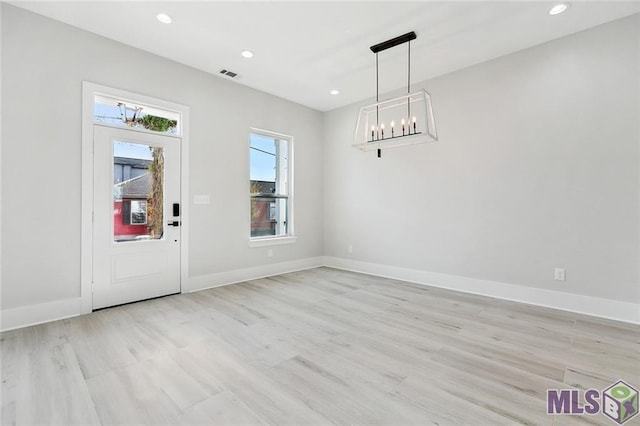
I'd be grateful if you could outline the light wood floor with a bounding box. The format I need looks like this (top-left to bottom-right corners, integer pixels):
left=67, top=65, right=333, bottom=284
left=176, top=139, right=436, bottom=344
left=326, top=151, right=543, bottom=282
left=1, top=267, right=638, bottom=425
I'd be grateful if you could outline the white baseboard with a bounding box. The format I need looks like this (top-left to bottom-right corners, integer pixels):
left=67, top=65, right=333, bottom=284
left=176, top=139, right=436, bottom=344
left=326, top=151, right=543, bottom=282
left=1, top=297, right=83, bottom=332
left=3, top=256, right=636, bottom=331
left=1, top=257, right=324, bottom=332
left=187, top=256, right=325, bottom=293
left=323, top=256, right=640, bottom=325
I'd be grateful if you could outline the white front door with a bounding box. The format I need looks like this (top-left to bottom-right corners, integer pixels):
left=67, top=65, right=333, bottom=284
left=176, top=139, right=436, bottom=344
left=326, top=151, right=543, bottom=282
left=92, top=125, right=181, bottom=309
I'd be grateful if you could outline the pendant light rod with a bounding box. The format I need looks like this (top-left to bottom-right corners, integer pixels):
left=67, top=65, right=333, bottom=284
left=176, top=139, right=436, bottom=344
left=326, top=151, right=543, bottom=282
left=370, top=31, right=417, bottom=159
left=376, top=53, right=379, bottom=103
left=407, top=40, right=411, bottom=94
left=407, top=40, right=411, bottom=121
left=370, top=31, right=416, bottom=53
left=376, top=52, right=380, bottom=158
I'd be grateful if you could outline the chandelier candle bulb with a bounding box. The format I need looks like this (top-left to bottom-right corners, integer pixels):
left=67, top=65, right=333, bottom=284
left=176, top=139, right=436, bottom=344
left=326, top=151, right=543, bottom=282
left=371, top=126, right=375, bottom=141
left=412, top=116, right=417, bottom=133
left=401, top=118, right=406, bottom=136
left=381, top=123, right=385, bottom=139
left=391, top=121, right=395, bottom=137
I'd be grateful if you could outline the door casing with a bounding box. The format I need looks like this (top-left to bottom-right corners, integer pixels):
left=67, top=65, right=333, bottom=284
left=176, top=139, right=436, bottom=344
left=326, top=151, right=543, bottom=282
left=81, top=82, right=190, bottom=313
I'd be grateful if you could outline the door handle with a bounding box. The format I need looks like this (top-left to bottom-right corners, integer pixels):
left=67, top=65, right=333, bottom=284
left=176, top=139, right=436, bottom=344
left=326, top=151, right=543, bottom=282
left=167, top=221, right=181, bottom=227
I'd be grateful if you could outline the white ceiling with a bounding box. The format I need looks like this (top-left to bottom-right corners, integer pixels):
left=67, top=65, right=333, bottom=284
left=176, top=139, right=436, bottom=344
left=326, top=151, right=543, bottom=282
left=11, top=1, right=640, bottom=111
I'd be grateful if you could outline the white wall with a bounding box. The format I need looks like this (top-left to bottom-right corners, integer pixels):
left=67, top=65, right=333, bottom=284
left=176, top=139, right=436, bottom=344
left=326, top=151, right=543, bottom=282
left=0, top=5, right=323, bottom=314
left=324, top=15, right=639, bottom=306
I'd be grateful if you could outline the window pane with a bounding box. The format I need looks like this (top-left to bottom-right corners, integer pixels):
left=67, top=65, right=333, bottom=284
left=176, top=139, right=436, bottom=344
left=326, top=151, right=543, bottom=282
left=249, top=134, right=277, bottom=182
left=250, top=196, right=287, bottom=237
left=94, top=95, right=180, bottom=135
left=113, top=141, right=164, bottom=242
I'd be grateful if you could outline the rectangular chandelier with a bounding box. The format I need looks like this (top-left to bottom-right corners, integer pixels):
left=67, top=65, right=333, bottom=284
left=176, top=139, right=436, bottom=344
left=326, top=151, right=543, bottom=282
left=352, top=31, right=438, bottom=157
left=353, top=89, right=437, bottom=151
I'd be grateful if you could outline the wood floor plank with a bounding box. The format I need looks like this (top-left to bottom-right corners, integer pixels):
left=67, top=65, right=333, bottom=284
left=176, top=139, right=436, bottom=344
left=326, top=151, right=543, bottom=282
left=85, top=361, right=183, bottom=425
left=399, top=364, right=553, bottom=425
left=2, top=267, right=638, bottom=425
left=394, top=373, right=534, bottom=425
left=177, top=391, right=267, bottom=426
left=176, top=339, right=332, bottom=425
left=10, top=343, right=100, bottom=425
left=268, top=354, right=433, bottom=425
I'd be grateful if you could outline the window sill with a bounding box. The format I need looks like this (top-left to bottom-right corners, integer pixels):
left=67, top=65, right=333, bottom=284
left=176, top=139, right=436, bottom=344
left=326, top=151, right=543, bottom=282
left=248, top=236, right=297, bottom=248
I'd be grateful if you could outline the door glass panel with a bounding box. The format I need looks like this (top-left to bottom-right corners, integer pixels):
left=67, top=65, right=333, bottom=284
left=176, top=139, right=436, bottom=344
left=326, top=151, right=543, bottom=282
left=113, top=141, right=164, bottom=242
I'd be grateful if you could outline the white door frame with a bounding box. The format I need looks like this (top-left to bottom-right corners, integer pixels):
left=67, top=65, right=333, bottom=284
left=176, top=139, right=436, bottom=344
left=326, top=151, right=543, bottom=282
left=81, top=81, right=190, bottom=314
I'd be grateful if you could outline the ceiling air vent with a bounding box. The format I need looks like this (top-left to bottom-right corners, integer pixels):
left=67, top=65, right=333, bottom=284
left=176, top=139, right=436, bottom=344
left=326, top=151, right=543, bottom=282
left=219, top=69, right=238, bottom=78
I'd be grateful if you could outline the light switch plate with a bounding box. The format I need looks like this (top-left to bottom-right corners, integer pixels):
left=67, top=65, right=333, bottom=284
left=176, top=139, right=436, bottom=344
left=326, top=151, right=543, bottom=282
left=194, top=195, right=210, bottom=205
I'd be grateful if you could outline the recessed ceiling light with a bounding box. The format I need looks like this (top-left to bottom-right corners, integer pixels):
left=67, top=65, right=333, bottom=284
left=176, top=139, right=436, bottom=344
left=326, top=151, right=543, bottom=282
left=549, top=3, right=569, bottom=15
left=156, top=13, right=172, bottom=24
left=330, top=89, right=340, bottom=95
left=241, top=50, right=254, bottom=59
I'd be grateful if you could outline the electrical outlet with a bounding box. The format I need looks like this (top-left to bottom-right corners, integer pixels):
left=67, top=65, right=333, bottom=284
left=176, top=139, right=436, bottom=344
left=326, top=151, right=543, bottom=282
left=554, top=268, right=566, bottom=281
left=268, top=249, right=273, bottom=257
left=347, top=245, right=353, bottom=254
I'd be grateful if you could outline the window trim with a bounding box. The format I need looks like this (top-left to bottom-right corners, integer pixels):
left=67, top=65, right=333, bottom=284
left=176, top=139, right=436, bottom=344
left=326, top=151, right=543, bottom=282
left=248, top=235, right=298, bottom=248
left=248, top=128, right=295, bottom=246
